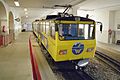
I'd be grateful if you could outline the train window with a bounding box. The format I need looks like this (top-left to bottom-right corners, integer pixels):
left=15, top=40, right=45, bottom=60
left=58, top=23, right=95, bottom=40
left=90, top=26, right=93, bottom=38
left=40, top=22, right=43, bottom=32
left=46, top=22, right=49, bottom=35
left=37, top=23, right=40, bottom=33
left=78, top=24, right=95, bottom=39
left=78, top=24, right=84, bottom=38
left=84, top=24, right=89, bottom=39
left=50, top=23, right=55, bottom=39
left=59, top=24, right=62, bottom=36
left=34, top=22, right=39, bottom=32
left=43, top=22, right=46, bottom=33
left=40, top=22, right=42, bottom=32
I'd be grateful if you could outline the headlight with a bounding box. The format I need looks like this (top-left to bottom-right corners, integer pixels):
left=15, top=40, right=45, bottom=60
left=86, top=47, right=94, bottom=52
left=77, top=59, right=89, bottom=67
left=59, top=50, right=67, bottom=55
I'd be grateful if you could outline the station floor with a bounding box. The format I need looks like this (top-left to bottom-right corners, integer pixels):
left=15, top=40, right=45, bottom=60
left=97, top=42, right=120, bottom=52
left=0, top=32, right=32, bottom=80
left=0, top=32, right=56, bottom=80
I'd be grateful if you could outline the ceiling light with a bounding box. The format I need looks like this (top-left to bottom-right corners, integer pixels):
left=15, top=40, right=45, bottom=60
left=14, top=0, right=20, bottom=6
left=26, top=16, right=28, bottom=18
left=25, top=12, right=28, bottom=14
left=24, top=8, right=27, bottom=11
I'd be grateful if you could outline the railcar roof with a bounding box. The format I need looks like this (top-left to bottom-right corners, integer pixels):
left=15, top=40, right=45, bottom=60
left=46, top=15, right=95, bottom=22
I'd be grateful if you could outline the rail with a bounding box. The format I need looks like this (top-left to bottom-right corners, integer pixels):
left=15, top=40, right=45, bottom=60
left=53, top=62, right=94, bottom=80
left=95, top=51, right=120, bottom=73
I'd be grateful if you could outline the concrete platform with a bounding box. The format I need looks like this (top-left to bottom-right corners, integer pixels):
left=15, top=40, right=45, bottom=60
left=0, top=32, right=57, bottom=80
left=30, top=34, right=57, bottom=80
left=97, top=41, right=120, bottom=62
left=0, top=32, right=32, bottom=80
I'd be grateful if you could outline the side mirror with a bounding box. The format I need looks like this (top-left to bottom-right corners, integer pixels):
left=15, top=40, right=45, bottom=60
left=96, top=22, right=103, bottom=33
left=100, top=24, right=103, bottom=33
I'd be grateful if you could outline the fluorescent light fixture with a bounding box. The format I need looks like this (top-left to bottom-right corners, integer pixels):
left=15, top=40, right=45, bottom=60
left=14, top=0, right=20, bottom=6
left=24, top=8, right=27, bottom=11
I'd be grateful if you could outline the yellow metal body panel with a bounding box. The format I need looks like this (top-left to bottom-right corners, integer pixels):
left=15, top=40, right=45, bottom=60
left=40, top=33, right=57, bottom=60
left=40, top=32, right=96, bottom=62
left=56, top=33, right=96, bottom=61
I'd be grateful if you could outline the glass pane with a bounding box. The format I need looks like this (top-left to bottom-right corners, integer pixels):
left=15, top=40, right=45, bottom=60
left=46, top=22, right=49, bottom=35
left=50, top=23, right=55, bottom=39
left=69, top=24, right=78, bottom=37
left=43, top=22, right=45, bottom=33
left=78, top=24, right=84, bottom=38
left=84, top=24, right=89, bottom=39
left=59, top=24, right=62, bottom=36
left=58, top=23, right=95, bottom=40
left=90, top=27, right=93, bottom=38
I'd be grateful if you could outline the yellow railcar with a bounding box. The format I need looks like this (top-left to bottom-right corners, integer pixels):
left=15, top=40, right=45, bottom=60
left=32, top=14, right=99, bottom=67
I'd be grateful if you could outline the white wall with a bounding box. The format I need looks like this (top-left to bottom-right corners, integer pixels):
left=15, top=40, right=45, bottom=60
left=77, top=10, right=95, bottom=19
left=114, top=11, right=120, bottom=30
left=10, top=7, right=22, bottom=36
left=109, top=11, right=115, bottom=30
left=1, top=20, right=7, bottom=28
left=94, top=10, right=109, bottom=43
left=0, top=0, right=9, bottom=34
left=77, top=9, right=109, bottom=43
left=0, top=0, right=22, bottom=39
left=114, top=11, right=120, bottom=42
left=21, top=18, right=35, bottom=31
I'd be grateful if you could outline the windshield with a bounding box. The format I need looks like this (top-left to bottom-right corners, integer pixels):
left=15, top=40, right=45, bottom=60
left=58, top=23, right=95, bottom=40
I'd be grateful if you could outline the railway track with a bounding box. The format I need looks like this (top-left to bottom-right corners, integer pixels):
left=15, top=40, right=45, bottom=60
left=95, top=51, right=120, bottom=73
left=52, top=61, right=94, bottom=80
left=40, top=45, right=94, bottom=80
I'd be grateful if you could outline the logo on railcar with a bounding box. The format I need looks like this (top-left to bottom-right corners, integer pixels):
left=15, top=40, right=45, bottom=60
left=72, top=42, right=84, bottom=55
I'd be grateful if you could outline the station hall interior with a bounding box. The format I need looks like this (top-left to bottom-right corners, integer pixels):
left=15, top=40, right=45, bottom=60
left=0, top=0, right=120, bottom=80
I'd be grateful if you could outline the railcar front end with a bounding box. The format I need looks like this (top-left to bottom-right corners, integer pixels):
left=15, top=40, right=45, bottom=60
left=53, top=21, right=96, bottom=62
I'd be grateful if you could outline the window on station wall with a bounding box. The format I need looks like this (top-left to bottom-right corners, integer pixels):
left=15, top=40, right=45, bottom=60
left=50, top=23, right=55, bottom=39
left=46, top=22, right=49, bottom=35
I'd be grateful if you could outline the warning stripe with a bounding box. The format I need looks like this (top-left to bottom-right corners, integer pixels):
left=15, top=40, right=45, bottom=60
left=29, top=36, right=41, bottom=80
